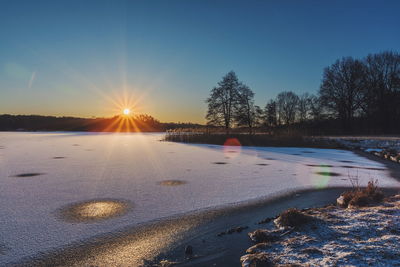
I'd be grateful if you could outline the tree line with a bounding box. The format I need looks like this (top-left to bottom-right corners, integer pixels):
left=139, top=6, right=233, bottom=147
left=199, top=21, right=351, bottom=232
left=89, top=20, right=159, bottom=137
left=0, top=114, right=203, bottom=132
left=206, top=51, right=400, bottom=134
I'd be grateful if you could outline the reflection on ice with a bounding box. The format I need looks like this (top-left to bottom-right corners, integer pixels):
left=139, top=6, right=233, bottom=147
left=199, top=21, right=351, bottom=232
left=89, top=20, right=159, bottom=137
left=158, top=180, right=187, bottom=186
left=58, top=199, right=131, bottom=223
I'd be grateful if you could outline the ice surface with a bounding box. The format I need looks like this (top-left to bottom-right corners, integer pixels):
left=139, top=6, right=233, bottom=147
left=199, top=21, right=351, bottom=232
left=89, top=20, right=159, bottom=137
left=0, top=132, right=398, bottom=264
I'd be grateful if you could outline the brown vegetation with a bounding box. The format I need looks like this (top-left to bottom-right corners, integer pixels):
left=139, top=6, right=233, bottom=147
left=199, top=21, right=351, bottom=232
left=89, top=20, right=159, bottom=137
left=338, top=180, right=384, bottom=208
left=164, top=130, right=343, bottom=148
left=248, top=229, right=281, bottom=243
left=274, top=208, right=313, bottom=228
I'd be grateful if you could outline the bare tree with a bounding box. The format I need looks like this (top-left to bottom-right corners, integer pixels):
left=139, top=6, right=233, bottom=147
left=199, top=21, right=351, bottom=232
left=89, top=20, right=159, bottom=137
left=276, top=91, right=299, bottom=125
left=309, top=94, right=324, bottom=121
left=235, top=84, right=261, bottom=133
left=297, top=93, right=312, bottom=122
left=203, top=51, right=400, bottom=135
left=319, top=57, right=365, bottom=128
left=363, top=51, right=400, bottom=130
left=206, top=71, right=240, bottom=133
left=264, top=100, right=277, bottom=127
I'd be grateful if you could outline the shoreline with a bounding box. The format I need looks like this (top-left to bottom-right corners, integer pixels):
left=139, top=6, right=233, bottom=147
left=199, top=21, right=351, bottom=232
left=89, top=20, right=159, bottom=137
left=15, top=187, right=399, bottom=267
left=12, top=188, right=346, bottom=266
left=155, top=188, right=399, bottom=267
left=354, top=150, right=400, bottom=182
left=240, top=193, right=400, bottom=266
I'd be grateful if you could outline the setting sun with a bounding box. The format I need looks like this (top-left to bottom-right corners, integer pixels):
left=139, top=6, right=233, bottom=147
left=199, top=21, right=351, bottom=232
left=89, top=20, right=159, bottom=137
left=123, top=108, right=131, bottom=115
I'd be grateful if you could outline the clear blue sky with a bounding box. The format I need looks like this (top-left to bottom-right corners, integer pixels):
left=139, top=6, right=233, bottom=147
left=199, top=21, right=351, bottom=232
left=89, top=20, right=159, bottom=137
left=1, top=0, right=399, bottom=123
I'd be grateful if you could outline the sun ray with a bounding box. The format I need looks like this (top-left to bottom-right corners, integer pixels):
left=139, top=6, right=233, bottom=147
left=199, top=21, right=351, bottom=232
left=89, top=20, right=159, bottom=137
left=100, top=116, right=122, bottom=132
left=129, top=116, right=141, bottom=132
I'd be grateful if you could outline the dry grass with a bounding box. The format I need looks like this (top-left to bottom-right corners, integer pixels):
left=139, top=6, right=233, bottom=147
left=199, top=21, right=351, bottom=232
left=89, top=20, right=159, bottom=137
left=240, top=252, right=274, bottom=267
left=164, top=131, right=342, bottom=148
left=249, top=229, right=281, bottom=243
left=275, top=208, right=313, bottom=228
left=339, top=179, right=384, bottom=208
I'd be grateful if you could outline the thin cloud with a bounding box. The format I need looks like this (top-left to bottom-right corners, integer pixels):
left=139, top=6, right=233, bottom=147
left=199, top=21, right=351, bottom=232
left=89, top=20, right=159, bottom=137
left=28, top=71, right=36, bottom=89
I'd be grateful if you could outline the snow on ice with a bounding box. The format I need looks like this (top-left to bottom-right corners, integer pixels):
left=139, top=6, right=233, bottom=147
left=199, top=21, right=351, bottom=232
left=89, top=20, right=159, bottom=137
left=0, top=132, right=398, bottom=264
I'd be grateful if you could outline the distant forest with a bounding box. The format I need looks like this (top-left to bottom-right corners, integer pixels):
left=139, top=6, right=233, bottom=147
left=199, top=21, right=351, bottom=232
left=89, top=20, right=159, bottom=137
left=205, top=51, right=400, bottom=135
left=0, top=114, right=202, bottom=132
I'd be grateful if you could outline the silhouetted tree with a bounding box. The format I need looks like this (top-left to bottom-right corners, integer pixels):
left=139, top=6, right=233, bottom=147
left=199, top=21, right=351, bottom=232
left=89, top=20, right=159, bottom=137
left=297, top=93, right=312, bottom=122
left=264, top=100, right=277, bottom=127
left=206, top=71, right=241, bottom=133
left=319, top=57, right=365, bottom=129
left=363, top=51, right=400, bottom=131
left=276, top=91, right=299, bottom=125
left=309, top=94, right=325, bottom=121
left=235, top=84, right=262, bottom=133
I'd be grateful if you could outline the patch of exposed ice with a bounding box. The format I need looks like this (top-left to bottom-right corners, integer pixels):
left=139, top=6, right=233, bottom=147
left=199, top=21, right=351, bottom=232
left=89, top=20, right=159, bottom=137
left=365, top=148, right=383, bottom=153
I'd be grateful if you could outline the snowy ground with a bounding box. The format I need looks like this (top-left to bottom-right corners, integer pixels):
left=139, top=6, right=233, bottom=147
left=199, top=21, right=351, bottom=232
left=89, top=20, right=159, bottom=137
left=241, top=195, right=400, bottom=267
left=0, top=132, right=399, bottom=264
left=320, top=136, right=400, bottom=152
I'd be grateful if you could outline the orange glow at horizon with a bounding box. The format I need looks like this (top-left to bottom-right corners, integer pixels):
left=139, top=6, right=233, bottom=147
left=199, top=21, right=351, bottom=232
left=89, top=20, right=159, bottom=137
left=91, top=90, right=143, bottom=132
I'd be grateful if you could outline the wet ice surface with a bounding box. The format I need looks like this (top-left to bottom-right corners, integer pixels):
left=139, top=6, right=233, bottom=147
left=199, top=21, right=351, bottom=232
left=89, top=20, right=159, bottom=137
left=0, top=132, right=398, bottom=264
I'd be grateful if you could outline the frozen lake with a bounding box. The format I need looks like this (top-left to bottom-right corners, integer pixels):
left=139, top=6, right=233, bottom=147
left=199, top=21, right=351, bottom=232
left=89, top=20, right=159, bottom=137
left=0, top=132, right=398, bottom=264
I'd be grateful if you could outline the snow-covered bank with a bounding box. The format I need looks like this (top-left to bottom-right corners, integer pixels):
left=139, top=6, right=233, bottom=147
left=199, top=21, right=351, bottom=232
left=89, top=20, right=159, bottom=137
left=315, top=136, right=400, bottom=164
left=0, top=132, right=398, bottom=264
left=321, top=136, right=400, bottom=155
left=241, top=195, right=400, bottom=267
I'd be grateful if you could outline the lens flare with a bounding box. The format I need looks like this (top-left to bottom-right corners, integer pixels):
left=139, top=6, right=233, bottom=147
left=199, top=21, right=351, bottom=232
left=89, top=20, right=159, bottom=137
left=123, top=108, right=130, bottom=115
left=223, top=138, right=242, bottom=158
left=312, top=165, right=332, bottom=189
